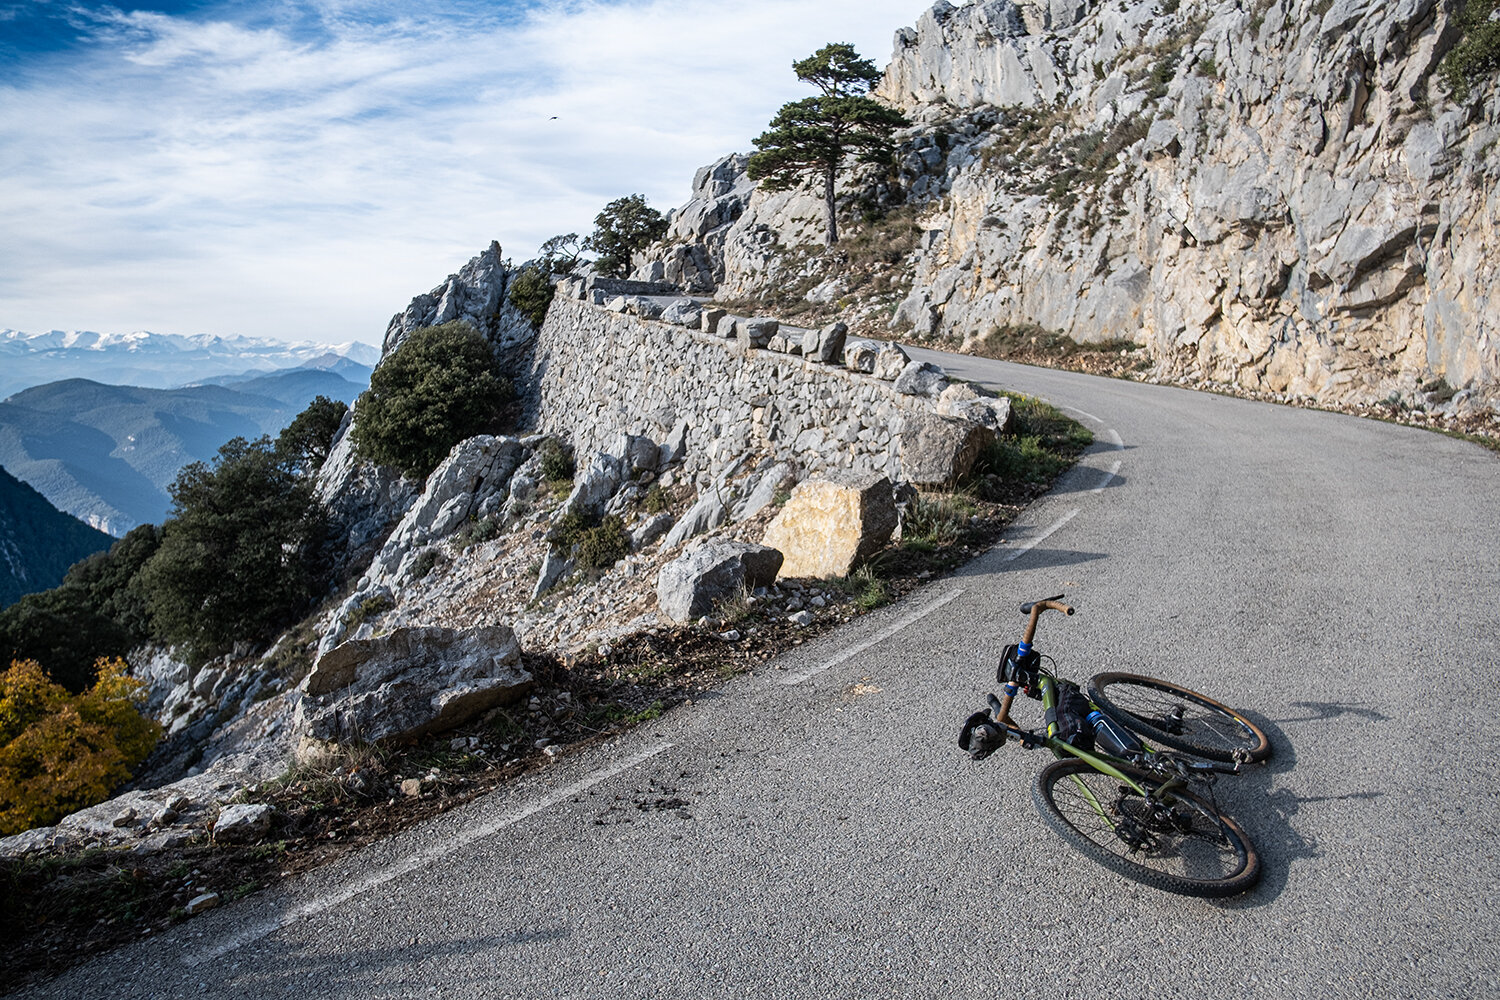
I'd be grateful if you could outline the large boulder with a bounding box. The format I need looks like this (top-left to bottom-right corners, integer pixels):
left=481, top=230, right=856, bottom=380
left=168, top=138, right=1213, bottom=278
left=761, top=473, right=898, bottom=578
left=874, top=342, right=911, bottom=380
left=844, top=339, right=880, bottom=373
left=801, top=322, right=848, bottom=364
left=900, top=413, right=993, bottom=488
left=294, top=625, right=532, bottom=752
left=893, top=361, right=950, bottom=398
left=656, top=542, right=784, bottom=622
left=937, top=384, right=1015, bottom=433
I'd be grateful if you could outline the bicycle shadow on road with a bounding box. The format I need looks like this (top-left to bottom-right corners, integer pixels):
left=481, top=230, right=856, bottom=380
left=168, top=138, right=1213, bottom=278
left=1208, top=710, right=1386, bottom=911
left=1205, top=712, right=1307, bottom=910
left=1276, top=700, right=1392, bottom=724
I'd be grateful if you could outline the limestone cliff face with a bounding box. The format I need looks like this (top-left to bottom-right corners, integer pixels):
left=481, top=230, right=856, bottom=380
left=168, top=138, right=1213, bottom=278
left=654, top=0, right=1498, bottom=409
left=876, top=0, right=1497, bottom=405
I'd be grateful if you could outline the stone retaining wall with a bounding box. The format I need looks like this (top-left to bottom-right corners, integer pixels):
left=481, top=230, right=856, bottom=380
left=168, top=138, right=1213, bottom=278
left=525, top=295, right=939, bottom=486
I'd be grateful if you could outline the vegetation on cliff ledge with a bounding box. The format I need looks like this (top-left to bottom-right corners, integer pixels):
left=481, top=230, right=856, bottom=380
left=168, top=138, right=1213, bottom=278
left=352, top=321, right=514, bottom=480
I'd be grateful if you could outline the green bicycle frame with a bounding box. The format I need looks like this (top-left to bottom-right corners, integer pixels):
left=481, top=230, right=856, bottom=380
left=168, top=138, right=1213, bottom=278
left=1036, top=674, right=1151, bottom=801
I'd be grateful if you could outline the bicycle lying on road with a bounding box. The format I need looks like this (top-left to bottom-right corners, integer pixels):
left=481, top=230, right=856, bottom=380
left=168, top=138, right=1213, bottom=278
left=958, top=595, right=1272, bottom=897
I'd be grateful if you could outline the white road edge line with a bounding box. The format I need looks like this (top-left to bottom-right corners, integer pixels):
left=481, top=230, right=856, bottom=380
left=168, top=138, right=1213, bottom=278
left=779, top=587, right=966, bottom=686
left=185, top=742, right=674, bottom=966
left=1092, top=459, right=1123, bottom=494
left=1003, top=508, right=1080, bottom=562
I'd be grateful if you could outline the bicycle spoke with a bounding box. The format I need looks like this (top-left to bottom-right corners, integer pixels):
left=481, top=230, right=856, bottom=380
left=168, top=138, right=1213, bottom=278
left=1043, top=767, right=1247, bottom=883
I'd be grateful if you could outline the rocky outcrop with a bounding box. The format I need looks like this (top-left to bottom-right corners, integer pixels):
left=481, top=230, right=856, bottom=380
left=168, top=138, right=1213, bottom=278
left=383, top=240, right=538, bottom=364
left=885, top=0, right=1500, bottom=408
left=761, top=474, right=900, bottom=579
left=656, top=542, right=784, bottom=622
left=363, top=435, right=526, bottom=591
left=295, top=625, right=532, bottom=753
left=316, top=407, right=421, bottom=580
left=638, top=0, right=1497, bottom=414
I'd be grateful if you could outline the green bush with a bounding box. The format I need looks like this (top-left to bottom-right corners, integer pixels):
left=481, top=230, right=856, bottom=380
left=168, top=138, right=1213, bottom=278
left=549, top=512, right=630, bottom=571
left=642, top=485, right=670, bottom=514
left=351, top=322, right=514, bottom=480
left=454, top=515, right=502, bottom=548
left=901, top=493, right=976, bottom=548
left=508, top=267, right=555, bottom=327
left=410, top=549, right=441, bottom=580
left=275, top=395, right=348, bottom=474
left=536, top=438, right=576, bottom=484
left=576, top=516, right=630, bottom=570
left=135, top=436, right=327, bottom=664
left=1441, top=0, right=1500, bottom=99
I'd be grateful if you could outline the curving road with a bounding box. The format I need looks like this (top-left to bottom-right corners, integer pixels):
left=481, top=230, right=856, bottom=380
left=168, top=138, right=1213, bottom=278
left=23, top=353, right=1500, bottom=999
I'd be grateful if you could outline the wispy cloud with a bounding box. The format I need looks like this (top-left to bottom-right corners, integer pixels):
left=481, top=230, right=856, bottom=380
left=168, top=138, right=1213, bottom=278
left=0, top=0, right=926, bottom=345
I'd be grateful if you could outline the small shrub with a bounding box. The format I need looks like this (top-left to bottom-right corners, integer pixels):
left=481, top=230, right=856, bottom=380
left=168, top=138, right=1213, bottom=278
left=536, top=438, right=575, bottom=484
left=455, top=515, right=502, bottom=548
left=1147, top=53, right=1180, bottom=99
left=846, top=567, right=890, bottom=611
left=343, top=594, right=391, bottom=631
left=626, top=701, right=664, bottom=724
left=410, top=548, right=441, bottom=580
left=901, top=493, right=976, bottom=548
left=642, top=485, right=670, bottom=514
left=1441, top=0, right=1500, bottom=100
left=576, top=516, right=630, bottom=571
left=550, top=512, right=630, bottom=571
left=1197, top=57, right=1218, bottom=79
left=508, top=266, right=555, bottom=327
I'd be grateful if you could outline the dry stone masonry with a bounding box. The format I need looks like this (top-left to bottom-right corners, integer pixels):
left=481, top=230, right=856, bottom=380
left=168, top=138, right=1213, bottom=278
left=526, top=291, right=982, bottom=490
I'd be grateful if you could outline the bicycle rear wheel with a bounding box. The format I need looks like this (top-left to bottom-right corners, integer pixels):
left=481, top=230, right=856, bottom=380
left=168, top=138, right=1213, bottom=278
left=1032, top=758, right=1260, bottom=897
left=1088, top=672, right=1271, bottom=763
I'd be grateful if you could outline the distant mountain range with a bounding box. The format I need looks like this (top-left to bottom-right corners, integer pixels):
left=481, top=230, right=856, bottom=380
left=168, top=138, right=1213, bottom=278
left=0, top=364, right=371, bottom=536
left=0, top=328, right=381, bottom=400
left=0, top=465, right=114, bottom=608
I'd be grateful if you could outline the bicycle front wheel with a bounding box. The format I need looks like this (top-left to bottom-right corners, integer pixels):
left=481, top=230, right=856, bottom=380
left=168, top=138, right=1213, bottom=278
left=1088, top=672, right=1271, bottom=763
left=1032, top=758, right=1261, bottom=897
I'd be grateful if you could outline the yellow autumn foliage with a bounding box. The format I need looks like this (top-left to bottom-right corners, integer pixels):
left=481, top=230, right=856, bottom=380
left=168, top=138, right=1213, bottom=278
left=0, top=658, right=160, bottom=836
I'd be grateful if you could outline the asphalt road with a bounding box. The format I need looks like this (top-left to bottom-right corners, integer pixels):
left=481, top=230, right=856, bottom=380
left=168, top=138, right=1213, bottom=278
left=23, top=354, right=1500, bottom=999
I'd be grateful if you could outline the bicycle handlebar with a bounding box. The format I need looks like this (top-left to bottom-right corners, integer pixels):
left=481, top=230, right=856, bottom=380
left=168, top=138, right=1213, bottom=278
left=1020, top=594, right=1074, bottom=645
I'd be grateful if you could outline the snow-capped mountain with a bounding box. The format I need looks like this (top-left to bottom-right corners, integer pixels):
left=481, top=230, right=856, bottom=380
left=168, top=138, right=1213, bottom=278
left=0, top=328, right=381, bottom=399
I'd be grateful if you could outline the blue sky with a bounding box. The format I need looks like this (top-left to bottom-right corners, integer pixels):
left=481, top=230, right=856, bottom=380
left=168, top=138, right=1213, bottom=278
left=0, top=0, right=928, bottom=347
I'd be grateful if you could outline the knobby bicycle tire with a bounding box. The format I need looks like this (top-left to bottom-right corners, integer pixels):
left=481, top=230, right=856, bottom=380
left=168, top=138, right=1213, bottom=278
left=1087, top=672, right=1272, bottom=763
left=1031, top=758, right=1261, bottom=897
